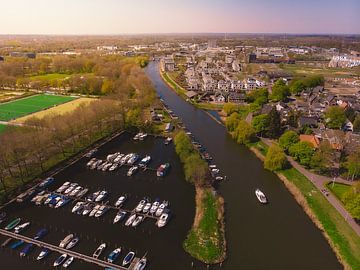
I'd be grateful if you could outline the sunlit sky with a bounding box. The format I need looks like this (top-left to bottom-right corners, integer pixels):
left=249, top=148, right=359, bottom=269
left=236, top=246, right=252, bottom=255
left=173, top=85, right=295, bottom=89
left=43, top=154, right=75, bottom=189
left=1, top=0, right=359, bottom=35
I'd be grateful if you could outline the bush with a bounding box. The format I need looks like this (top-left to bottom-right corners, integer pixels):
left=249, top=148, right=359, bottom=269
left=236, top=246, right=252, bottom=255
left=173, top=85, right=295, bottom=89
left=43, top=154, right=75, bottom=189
left=232, top=120, right=256, bottom=145
left=288, top=141, right=314, bottom=167
left=264, top=144, right=288, bottom=171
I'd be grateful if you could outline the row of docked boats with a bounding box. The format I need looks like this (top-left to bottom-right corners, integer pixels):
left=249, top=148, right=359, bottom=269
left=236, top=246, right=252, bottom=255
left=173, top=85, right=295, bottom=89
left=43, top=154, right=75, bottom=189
left=133, top=132, right=148, bottom=141
left=92, top=242, right=147, bottom=269
left=16, top=177, right=55, bottom=203
left=56, top=182, right=89, bottom=198
left=72, top=201, right=110, bottom=218
left=31, top=191, right=72, bottom=209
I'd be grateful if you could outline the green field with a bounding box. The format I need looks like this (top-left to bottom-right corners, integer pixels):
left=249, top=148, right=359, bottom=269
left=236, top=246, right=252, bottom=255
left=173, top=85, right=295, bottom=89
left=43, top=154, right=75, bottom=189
left=0, top=94, right=76, bottom=121
left=30, top=73, right=71, bottom=81
left=0, top=124, right=6, bottom=133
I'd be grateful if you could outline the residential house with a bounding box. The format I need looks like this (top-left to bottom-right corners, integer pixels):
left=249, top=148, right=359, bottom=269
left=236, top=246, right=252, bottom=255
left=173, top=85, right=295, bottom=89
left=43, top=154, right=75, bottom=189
left=245, top=78, right=257, bottom=90
left=231, top=80, right=245, bottom=91
left=299, top=134, right=320, bottom=148
left=298, top=116, right=318, bottom=128
left=228, top=92, right=246, bottom=103
left=218, top=80, right=231, bottom=92
left=160, top=56, right=176, bottom=72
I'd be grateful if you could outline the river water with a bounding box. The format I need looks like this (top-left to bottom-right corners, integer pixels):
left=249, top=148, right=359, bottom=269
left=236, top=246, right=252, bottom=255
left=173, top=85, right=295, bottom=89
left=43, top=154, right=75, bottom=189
left=146, top=62, right=342, bottom=270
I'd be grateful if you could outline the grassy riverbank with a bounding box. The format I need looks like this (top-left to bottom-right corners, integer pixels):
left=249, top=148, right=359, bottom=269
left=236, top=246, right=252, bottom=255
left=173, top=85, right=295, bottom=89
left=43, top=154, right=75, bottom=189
left=174, top=131, right=226, bottom=264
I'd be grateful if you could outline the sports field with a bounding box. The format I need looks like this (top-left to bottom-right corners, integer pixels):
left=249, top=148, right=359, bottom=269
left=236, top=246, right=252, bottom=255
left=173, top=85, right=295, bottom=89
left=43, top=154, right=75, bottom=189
left=0, top=94, right=77, bottom=121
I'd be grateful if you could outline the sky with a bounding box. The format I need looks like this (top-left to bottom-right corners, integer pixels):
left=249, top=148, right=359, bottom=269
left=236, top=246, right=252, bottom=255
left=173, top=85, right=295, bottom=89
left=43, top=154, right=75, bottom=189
left=1, top=0, right=359, bottom=35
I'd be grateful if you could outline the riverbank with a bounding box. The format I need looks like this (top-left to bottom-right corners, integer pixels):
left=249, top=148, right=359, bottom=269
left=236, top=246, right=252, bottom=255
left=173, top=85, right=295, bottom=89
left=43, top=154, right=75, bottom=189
left=173, top=130, right=226, bottom=264
left=249, top=141, right=360, bottom=270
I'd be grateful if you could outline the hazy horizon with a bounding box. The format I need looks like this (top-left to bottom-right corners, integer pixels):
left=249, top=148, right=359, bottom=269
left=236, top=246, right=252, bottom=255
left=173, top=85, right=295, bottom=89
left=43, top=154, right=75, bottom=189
left=1, top=0, right=359, bottom=35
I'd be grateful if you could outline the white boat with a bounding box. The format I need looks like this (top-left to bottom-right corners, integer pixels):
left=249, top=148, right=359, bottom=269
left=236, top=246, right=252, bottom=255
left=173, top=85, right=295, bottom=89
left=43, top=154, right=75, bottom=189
left=132, top=215, right=144, bottom=227
left=134, top=257, right=147, bottom=270
left=139, top=156, right=151, bottom=167
left=125, top=214, right=137, bottom=226
left=95, top=205, right=109, bottom=218
left=53, top=253, right=67, bottom=267
left=127, top=166, right=138, bottom=176
left=14, top=222, right=30, bottom=234
left=65, top=237, right=79, bottom=249
left=155, top=201, right=168, bottom=217
left=36, top=248, right=50, bottom=261
left=72, top=202, right=84, bottom=213
left=93, top=243, right=106, bottom=258
left=63, top=256, right=74, bottom=268
left=109, top=163, right=119, bottom=171
left=139, top=133, right=148, bottom=140
left=70, top=186, right=82, bottom=197
left=211, top=168, right=220, bottom=174
left=164, top=137, right=172, bottom=145
left=95, top=191, right=108, bottom=202
left=135, top=200, right=146, bottom=212
left=127, top=154, right=139, bottom=165
left=157, top=212, right=170, bottom=228
left=209, top=165, right=217, bottom=169
left=113, top=211, right=127, bottom=224
left=86, top=158, right=97, bottom=167
left=113, top=154, right=124, bottom=163
left=56, top=182, right=70, bottom=193
left=114, top=195, right=127, bottom=207
left=255, top=189, right=268, bottom=204
left=59, top=234, right=74, bottom=248
left=89, top=204, right=101, bottom=217
left=64, top=183, right=78, bottom=195
left=81, top=203, right=94, bottom=216
left=122, top=251, right=135, bottom=266
left=76, top=188, right=89, bottom=198
left=142, top=202, right=151, bottom=214
left=102, top=162, right=113, bottom=171
left=149, top=200, right=160, bottom=215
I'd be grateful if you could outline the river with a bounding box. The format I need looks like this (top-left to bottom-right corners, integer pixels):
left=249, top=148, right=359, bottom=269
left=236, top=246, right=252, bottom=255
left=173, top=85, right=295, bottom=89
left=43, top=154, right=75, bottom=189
left=146, top=61, right=342, bottom=270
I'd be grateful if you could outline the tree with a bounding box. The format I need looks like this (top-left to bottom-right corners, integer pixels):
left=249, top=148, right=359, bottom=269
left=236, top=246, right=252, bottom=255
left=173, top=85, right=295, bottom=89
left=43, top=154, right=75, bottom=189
left=279, top=130, right=299, bottom=151
left=288, top=141, right=314, bottom=167
left=232, top=120, right=256, bottom=145
left=324, top=106, right=346, bottom=129
left=267, top=108, right=282, bottom=138
left=223, top=103, right=239, bottom=116
left=303, top=75, right=325, bottom=88
left=225, top=112, right=241, bottom=132
left=345, top=107, right=356, bottom=123
left=342, top=182, right=360, bottom=219
left=345, top=149, right=360, bottom=180
left=264, top=144, right=288, bottom=171
left=270, top=80, right=290, bottom=101
left=184, top=154, right=208, bottom=186
left=353, top=115, right=360, bottom=133
left=252, top=114, right=269, bottom=136
left=310, top=141, right=334, bottom=173
left=290, top=80, right=306, bottom=95
left=247, top=88, right=268, bottom=104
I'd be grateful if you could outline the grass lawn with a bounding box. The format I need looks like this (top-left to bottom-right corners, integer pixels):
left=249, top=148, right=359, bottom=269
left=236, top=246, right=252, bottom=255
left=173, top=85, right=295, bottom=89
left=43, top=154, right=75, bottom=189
left=184, top=188, right=225, bottom=264
left=161, top=72, right=187, bottom=98
left=327, top=182, right=351, bottom=202
left=0, top=124, right=6, bottom=134
left=13, top=97, right=94, bottom=123
left=280, top=168, right=360, bottom=269
left=29, top=73, right=71, bottom=81
left=281, top=64, right=360, bottom=78
left=0, top=94, right=77, bottom=121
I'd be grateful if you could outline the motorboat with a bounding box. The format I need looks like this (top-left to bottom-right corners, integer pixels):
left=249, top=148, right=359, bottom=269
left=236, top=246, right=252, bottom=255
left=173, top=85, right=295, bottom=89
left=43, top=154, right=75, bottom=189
left=215, top=176, right=224, bottom=181
left=20, top=243, right=33, bottom=257
left=86, top=158, right=97, bottom=167
left=65, top=237, right=79, bottom=249
left=70, top=186, right=82, bottom=197
left=255, top=189, right=268, bottom=204
left=4, top=217, right=21, bottom=231
left=63, top=256, right=74, bottom=268
left=156, top=163, right=170, bottom=177
left=132, top=216, right=144, bottom=227
left=34, top=228, right=48, bottom=240
left=81, top=203, right=94, bottom=216
left=113, top=154, right=124, bottom=163
left=157, top=212, right=171, bottom=228
left=127, top=154, right=139, bottom=165
left=122, top=251, right=135, bottom=266
left=113, top=211, right=127, bottom=224
left=59, top=234, right=74, bottom=248
left=107, top=248, right=121, bottom=263
left=139, top=133, right=148, bottom=141
left=95, top=205, right=109, bottom=218
left=49, top=196, right=61, bottom=208
left=36, top=248, right=50, bottom=260
left=53, top=253, right=68, bottom=267
left=97, top=161, right=107, bottom=171
left=44, top=194, right=57, bottom=205
left=16, top=189, right=37, bottom=203
left=142, top=202, right=151, bottom=214
left=90, top=159, right=102, bottom=170
left=114, top=195, right=127, bottom=207
left=135, top=200, right=146, bottom=212
left=56, top=182, right=70, bottom=193
left=119, top=154, right=131, bottom=166
left=125, top=214, right=137, bottom=226
left=127, top=166, right=139, bottom=176
left=38, top=177, right=55, bottom=189
left=95, top=190, right=108, bottom=202
left=31, top=190, right=46, bottom=203
left=209, top=165, right=217, bottom=169
left=102, top=162, right=113, bottom=171
left=10, top=240, right=24, bottom=249
left=155, top=201, right=168, bottom=217
left=87, top=191, right=100, bottom=202
left=64, top=183, right=78, bottom=195
left=138, top=155, right=151, bottom=167
left=76, top=188, right=89, bottom=198
left=211, top=168, right=220, bottom=174
left=89, top=204, right=101, bottom=217
left=55, top=197, right=71, bottom=209
left=134, top=257, right=147, bottom=270
left=93, top=243, right=106, bottom=259
left=109, top=163, right=119, bottom=171
left=72, top=202, right=85, bottom=213
left=85, top=148, right=97, bottom=158
left=14, top=222, right=30, bottom=234
left=149, top=200, right=160, bottom=215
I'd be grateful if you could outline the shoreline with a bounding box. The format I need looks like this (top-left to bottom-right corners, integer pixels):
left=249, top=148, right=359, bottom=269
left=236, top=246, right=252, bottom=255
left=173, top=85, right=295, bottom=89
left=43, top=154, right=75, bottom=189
left=158, top=66, right=359, bottom=269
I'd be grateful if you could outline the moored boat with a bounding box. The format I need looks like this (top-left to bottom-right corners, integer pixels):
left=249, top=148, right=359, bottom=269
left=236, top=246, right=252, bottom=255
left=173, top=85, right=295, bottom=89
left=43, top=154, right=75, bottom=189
left=4, top=217, right=21, bottom=231
left=255, top=189, right=268, bottom=204
left=107, top=248, right=121, bottom=263
left=65, top=237, right=79, bottom=249
left=14, top=221, right=30, bottom=234
left=156, top=163, right=170, bottom=177
left=53, top=253, right=67, bottom=267
left=20, top=243, right=34, bottom=257
left=37, top=248, right=50, bottom=260
left=63, top=256, right=74, bottom=268
left=125, top=214, right=137, bottom=226
left=122, top=251, right=135, bottom=266
left=93, top=243, right=106, bottom=258
left=134, top=257, right=147, bottom=270
left=59, top=234, right=74, bottom=248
